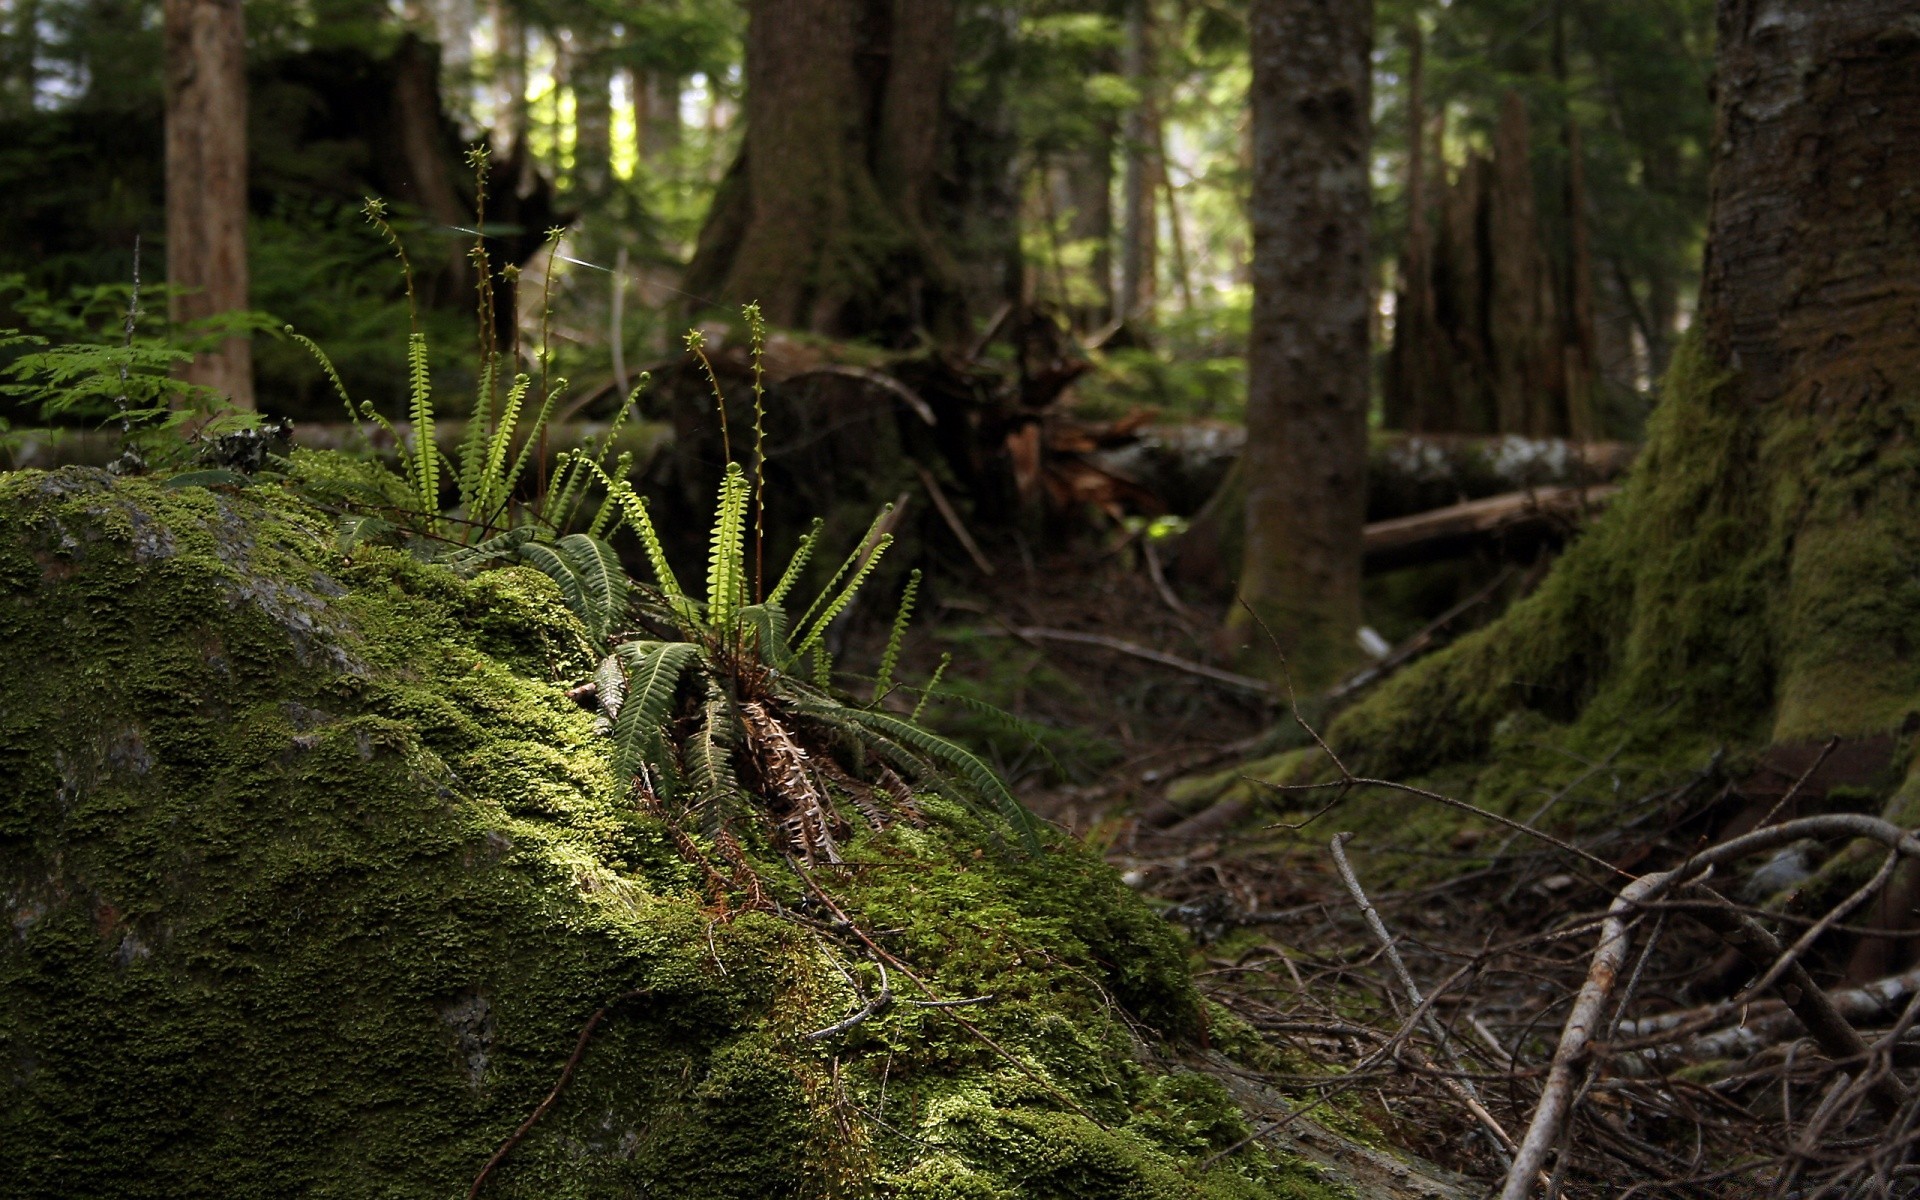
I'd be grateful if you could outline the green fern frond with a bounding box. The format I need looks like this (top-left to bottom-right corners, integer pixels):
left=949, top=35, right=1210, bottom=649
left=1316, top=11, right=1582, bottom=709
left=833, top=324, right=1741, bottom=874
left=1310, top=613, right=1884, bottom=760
left=598, top=474, right=687, bottom=609
left=911, top=652, right=952, bottom=724
left=555, top=533, right=629, bottom=645
left=737, top=603, right=789, bottom=662
left=685, top=682, right=738, bottom=808
left=904, top=687, right=1068, bottom=781
left=434, top=526, right=537, bottom=575
left=336, top=513, right=394, bottom=555
left=585, top=450, right=635, bottom=539
left=474, top=372, right=532, bottom=521
left=286, top=328, right=358, bottom=423
left=793, top=505, right=893, bottom=636
left=799, top=701, right=1040, bottom=850
left=872, top=569, right=921, bottom=702
left=405, top=331, right=438, bottom=528
left=791, top=533, right=892, bottom=664
left=501, top=379, right=564, bottom=509
left=706, top=463, right=750, bottom=629
left=812, top=644, right=833, bottom=691
left=454, top=376, right=493, bottom=518
left=768, top=518, right=824, bottom=606
left=611, top=640, right=697, bottom=778
left=514, top=541, right=589, bottom=636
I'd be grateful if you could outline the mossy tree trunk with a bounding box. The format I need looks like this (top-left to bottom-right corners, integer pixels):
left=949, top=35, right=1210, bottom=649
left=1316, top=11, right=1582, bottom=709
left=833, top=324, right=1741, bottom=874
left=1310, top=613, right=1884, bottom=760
left=1231, top=0, right=1373, bottom=692
left=682, top=0, right=969, bottom=344
left=1334, top=0, right=1920, bottom=776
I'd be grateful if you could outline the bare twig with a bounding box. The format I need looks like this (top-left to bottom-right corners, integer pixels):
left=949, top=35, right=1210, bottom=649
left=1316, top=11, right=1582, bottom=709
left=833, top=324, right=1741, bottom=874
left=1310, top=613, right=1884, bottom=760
left=913, top=462, right=996, bottom=577
left=1329, top=832, right=1516, bottom=1162
left=469, top=988, right=650, bottom=1198
left=999, top=625, right=1275, bottom=696
left=1499, top=814, right=1920, bottom=1200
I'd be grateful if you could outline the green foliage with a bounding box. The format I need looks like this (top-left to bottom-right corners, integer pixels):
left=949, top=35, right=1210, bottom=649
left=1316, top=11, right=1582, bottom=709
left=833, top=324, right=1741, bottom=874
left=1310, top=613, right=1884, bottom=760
left=0, top=272, right=279, bottom=452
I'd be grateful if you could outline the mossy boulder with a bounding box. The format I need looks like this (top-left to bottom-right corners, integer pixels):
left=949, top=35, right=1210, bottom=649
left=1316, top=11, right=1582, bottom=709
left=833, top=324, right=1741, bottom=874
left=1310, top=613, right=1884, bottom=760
left=0, top=468, right=1339, bottom=1198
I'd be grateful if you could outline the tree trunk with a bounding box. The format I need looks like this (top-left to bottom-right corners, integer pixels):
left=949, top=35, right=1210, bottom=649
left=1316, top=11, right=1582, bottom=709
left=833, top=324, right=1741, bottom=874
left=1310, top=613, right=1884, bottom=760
left=1231, top=0, right=1373, bottom=691
left=490, top=0, right=527, bottom=166
left=164, top=0, right=253, bottom=410
left=631, top=69, right=681, bottom=166
left=1063, top=125, right=1115, bottom=328
left=1334, top=0, right=1920, bottom=783
left=1118, top=0, right=1156, bottom=325
left=569, top=35, right=612, bottom=198
left=683, top=0, right=967, bottom=344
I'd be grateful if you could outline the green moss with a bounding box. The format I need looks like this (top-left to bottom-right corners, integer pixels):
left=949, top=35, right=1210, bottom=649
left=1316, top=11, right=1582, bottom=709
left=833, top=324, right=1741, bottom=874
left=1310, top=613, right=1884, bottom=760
left=0, top=466, right=1329, bottom=1198
left=1330, top=334, right=1920, bottom=783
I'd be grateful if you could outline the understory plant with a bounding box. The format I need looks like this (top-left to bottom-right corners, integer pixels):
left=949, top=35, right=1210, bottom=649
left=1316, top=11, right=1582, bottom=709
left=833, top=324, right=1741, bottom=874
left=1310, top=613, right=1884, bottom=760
left=288, top=174, right=1038, bottom=875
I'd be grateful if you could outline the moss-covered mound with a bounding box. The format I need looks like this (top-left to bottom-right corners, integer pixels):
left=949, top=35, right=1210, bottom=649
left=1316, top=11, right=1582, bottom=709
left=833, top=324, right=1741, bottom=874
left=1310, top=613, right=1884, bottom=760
left=0, top=468, right=1340, bottom=1199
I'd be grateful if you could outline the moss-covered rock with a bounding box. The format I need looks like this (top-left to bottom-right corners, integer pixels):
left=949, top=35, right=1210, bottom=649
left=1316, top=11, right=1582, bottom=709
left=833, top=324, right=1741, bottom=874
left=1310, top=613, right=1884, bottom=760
left=0, top=467, right=1339, bottom=1198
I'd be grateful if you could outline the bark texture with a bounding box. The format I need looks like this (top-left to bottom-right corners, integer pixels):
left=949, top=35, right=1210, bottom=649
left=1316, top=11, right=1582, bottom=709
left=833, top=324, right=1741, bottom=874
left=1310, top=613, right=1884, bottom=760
left=1335, top=0, right=1920, bottom=777
left=683, top=0, right=967, bottom=343
left=164, top=0, right=253, bottom=409
left=1233, top=0, right=1373, bottom=690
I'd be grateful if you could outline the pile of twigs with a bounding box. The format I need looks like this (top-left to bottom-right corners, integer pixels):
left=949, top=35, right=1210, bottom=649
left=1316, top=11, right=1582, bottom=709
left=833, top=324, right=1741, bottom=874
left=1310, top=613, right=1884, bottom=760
left=1129, top=730, right=1920, bottom=1198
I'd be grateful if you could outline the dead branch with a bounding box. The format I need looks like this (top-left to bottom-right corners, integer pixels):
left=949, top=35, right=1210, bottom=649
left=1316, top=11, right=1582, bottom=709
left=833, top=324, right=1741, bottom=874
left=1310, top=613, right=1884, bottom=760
left=1498, top=814, right=1920, bottom=1200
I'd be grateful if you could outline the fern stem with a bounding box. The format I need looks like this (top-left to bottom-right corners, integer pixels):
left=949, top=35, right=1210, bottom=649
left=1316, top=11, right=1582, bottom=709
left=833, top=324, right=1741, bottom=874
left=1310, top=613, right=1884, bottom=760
left=910, top=653, right=951, bottom=724
left=872, top=569, right=921, bottom=703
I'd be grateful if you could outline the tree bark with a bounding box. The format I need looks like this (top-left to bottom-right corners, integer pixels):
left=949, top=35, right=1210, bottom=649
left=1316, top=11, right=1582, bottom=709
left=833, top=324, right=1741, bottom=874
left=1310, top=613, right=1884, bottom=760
left=1232, top=0, right=1373, bottom=690
left=683, top=0, right=967, bottom=343
left=1118, top=0, right=1156, bottom=325
left=1333, top=0, right=1920, bottom=782
left=164, top=0, right=253, bottom=410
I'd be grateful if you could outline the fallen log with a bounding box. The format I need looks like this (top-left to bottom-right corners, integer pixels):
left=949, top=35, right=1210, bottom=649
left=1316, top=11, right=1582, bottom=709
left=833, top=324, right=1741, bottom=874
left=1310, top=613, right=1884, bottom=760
left=1362, top=484, right=1618, bottom=572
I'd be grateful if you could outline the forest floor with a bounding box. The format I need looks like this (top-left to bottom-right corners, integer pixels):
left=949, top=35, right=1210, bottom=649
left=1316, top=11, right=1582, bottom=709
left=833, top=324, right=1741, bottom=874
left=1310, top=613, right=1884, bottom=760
left=848, top=536, right=1905, bottom=1194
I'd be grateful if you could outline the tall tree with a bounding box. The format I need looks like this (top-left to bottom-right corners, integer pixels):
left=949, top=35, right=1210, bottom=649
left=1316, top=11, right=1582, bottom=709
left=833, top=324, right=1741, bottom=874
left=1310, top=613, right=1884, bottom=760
left=683, top=0, right=966, bottom=341
left=1336, top=0, right=1920, bottom=794
left=1232, top=0, right=1373, bottom=690
left=163, top=0, right=253, bottom=409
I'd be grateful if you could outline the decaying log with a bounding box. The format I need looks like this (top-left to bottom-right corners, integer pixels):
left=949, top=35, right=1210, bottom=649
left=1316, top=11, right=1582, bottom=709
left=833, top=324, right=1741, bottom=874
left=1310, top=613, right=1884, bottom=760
left=1362, top=485, right=1617, bottom=572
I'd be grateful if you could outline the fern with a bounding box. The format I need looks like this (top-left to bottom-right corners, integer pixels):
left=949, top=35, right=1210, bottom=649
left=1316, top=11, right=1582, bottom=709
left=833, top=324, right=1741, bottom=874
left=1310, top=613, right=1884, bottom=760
left=515, top=541, right=590, bottom=635
left=555, top=532, right=629, bottom=644
left=599, top=477, right=688, bottom=611
left=611, top=641, right=698, bottom=777
left=500, top=379, right=564, bottom=517
left=873, top=569, right=921, bottom=702
left=793, top=505, right=893, bottom=638
left=791, top=534, right=893, bottom=664
left=684, top=681, right=739, bottom=810
left=434, top=526, right=537, bottom=575
left=706, top=463, right=750, bottom=630
left=768, top=518, right=824, bottom=606
left=405, top=331, right=438, bottom=529
left=911, top=653, right=953, bottom=724
left=801, top=701, right=1040, bottom=850
left=738, top=603, right=789, bottom=662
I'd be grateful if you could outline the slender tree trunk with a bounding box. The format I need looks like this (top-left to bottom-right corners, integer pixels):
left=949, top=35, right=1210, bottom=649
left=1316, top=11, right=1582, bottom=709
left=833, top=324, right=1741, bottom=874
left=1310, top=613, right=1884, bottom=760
left=631, top=70, right=681, bottom=166
left=569, top=36, right=612, bottom=198
left=1118, top=0, right=1154, bottom=324
left=490, top=0, right=527, bottom=166
left=1063, top=124, right=1115, bottom=326
left=1232, top=0, right=1373, bottom=689
left=164, top=0, right=253, bottom=410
